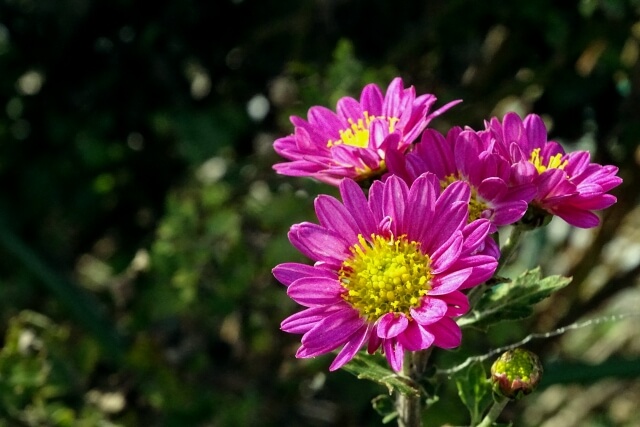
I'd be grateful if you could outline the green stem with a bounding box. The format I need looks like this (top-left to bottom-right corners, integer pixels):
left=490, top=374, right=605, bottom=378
left=476, top=397, right=509, bottom=427
left=396, top=349, right=431, bottom=427
left=497, top=225, right=526, bottom=271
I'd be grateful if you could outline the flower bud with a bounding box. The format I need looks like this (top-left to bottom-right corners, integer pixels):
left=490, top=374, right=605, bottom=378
left=490, top=348, right=543, bottom=400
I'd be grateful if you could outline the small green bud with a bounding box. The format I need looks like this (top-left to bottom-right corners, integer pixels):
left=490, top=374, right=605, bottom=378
left=490, top=348, right=543, bottom=400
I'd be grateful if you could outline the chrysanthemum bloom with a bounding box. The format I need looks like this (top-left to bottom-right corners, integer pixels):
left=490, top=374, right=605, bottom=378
left=273, top=173, right=499, bottom=372
left=272, top=77, right=461, bottom=186
left=485, top=112, right=623, bottom=228
left=386, top=127, right=537, bottom=233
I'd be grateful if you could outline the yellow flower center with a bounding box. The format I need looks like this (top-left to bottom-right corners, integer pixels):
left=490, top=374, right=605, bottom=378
left=327, top=112, right=399, bottom=148
left=339, top=234, right=432, bottom=319
left=441, top=175, right=488, bottom=222
left=529, top=148, right=568, bottom=174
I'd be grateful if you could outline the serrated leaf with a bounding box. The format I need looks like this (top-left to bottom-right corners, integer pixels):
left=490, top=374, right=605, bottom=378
left=458, top=267, right=571, bottom=329
left=342, top=354, right=420, bottom=397
left=455, top=362, right=493, bottom=424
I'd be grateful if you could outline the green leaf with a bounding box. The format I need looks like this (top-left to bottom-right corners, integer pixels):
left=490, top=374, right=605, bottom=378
left=458, top=267, right=572, bottom=329
left=371, top=394, right=398, bottom=424
left=342, top=354, right=420, bottom=397
left=455, top=362, right=493, bottom=424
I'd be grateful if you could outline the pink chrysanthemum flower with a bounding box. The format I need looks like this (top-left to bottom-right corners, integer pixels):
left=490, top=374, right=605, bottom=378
left=273, top=173, right=498, bottom=372
left=386, top=127, right=537, bottom=233
left=272, top=77, right=461, bottom=186
left=485, top=112, right=623, bottom=228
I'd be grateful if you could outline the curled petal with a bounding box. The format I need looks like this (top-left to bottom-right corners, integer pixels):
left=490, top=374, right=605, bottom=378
left=377, top=313, right=409, bottom=338
left=398, top=321, right=435, bottom=351
left=383, top=339, right=405, bottom=372
left=289, top=223, right=351, bottom=266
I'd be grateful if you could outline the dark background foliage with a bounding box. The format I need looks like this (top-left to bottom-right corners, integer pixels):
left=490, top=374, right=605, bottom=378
left=0, top=0, right=639, bottom=426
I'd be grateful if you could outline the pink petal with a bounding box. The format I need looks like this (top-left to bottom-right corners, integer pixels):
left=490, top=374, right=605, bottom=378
left=368, top=180, right=386, bottom=223
left=367, top=331, right=383, bottom=354
left=377, top=313, right=409, bottom=338
left=416, top=129, right=455, bottom=178
left=430, top=317, right=462, bottom=349
left=477, top=177, right=508, bottom=200
left=331, top=144, right=370, bottom=170
left=385, top=148, right=412, bottom=183
left=369, top=119, right=392, bottom=149
left=426, top=99, right=463, bottom=121
left=428, top=268, right=473, bottom=295
left=307, top=105, right=344, bottom=133
left=451, top=254, right=498, bottom=289
left=383, top=339, right=405, bottom=372
left=422, top=200, right=468, bottom=253
left=336, top=96, right=364, bottom=122
left=272, top=262, right=336, bottom=287
left=281, top=305, right=343, bottom=333
left=329, top=324, right=372, bottom=371
left=410, top=297, right=447, bottom=325
left=287, top=277, right=344, bottom=307
left=438, top=291, right=470, bottom=317
left=339, top=178, right=377, bottom=237
left=299, top=309, right=365, bottom=356
left=491, top=200, right=529, bottom=226
left=382, top=175, right=409, bottom=235
left=523, top=114, right=548, bottom=149
left=460, top=220, right=492, bottom=255
left=315, top=195, right=359, bottom=243
left=398, top=321, right=435, bottom=351
left=570, top=193, right=617, bottom=210
left=360, top=83, right=384, bottom=115
left=289, top=223, right=350, bottom=266
left=502, top=112, right=525, bottom=147
left=552, top=206, right=601, bottom=228
left=430, top=232, right=463, bottom=274
left=382, top=77, right=405, bottom=117
left=405, top=172, right=438, bottom=242
left=564, top=151, right=591, bottom=176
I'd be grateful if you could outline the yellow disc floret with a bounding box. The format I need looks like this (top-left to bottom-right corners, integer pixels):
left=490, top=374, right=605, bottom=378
left=339, top=234, right=432, bottom=319
left=327, top=112, right=399, bottom=148
left=529, top=148, right=568, bottom=174
left=441, top=174, right=487, bottom=222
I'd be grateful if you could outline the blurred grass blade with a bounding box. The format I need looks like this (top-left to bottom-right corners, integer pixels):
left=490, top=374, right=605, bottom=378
left=0, top=223, right=125, bottom=362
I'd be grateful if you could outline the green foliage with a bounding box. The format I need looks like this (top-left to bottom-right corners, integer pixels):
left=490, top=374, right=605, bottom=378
left=458, top=268, right=572, bottom=329
left=0, top=0, right=638, bottom=426
left=0, top=311, right=113, bottom=426
left=343, top=354, right=420, bottom=397
left=455, top=362, right=494, bottom=425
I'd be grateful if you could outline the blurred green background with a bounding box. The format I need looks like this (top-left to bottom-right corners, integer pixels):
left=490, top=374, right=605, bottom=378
left=0, top=0, right=639, bottom=426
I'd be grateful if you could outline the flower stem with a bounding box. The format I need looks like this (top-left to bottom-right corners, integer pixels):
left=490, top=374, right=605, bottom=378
left=497, top=225, right=526, bottom=271
left=476, top=397, right=509, bottom=427
left=396, top=349, right=431, bottom=427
